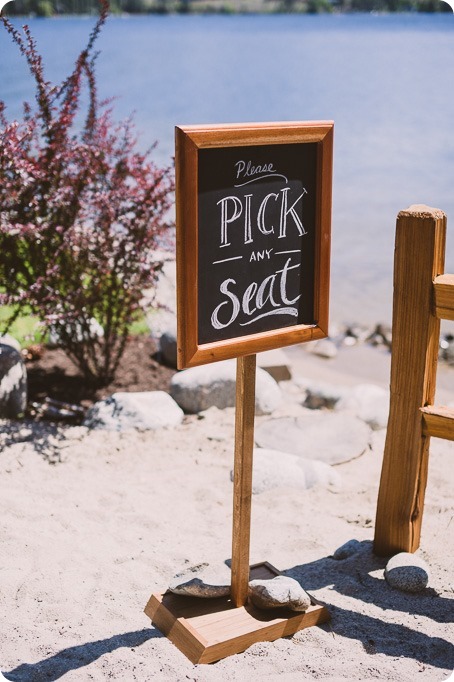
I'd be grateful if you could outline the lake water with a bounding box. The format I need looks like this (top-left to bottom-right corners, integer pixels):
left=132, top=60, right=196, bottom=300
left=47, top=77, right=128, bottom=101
left=1, top=13, right=453, bottom=325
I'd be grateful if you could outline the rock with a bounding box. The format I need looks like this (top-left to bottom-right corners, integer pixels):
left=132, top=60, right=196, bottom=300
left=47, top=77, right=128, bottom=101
left=168, top=563, right=230, bottom=598
left=384, top=552, right=429, bottom=593
left=336, top=384, right=389, bottom=430
left=231, top=448, right=341, bottom=494
left=366, top=323, right=392, bottom=349
left=311, top=338, right=338, bottom=359
left=332, top=539, right=362, bottom=560
left=0, top=343, right=27, bottom=418
left=170, top=360, right=282, bottom=415
left=159, top=327, right=177, bottom=368
left=257, top=349, right=291, bottom=382
left=84, top=391, right=184, bottom=431
left=0, top=334, right=21, bottom=352
left=255, top=412, right=370, bottom=465
left=248, top=576, right=311, bottom=612
left=302, top=380, right=347, bottom=410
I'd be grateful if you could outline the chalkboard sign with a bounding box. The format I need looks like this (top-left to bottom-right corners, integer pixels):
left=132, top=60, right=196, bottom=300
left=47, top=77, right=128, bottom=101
left=176, top=122, right=333, bottom=369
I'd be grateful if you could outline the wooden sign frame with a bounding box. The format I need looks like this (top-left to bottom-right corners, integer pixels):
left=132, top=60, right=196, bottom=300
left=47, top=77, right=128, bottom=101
left=175, top=121, right=334, bottom=369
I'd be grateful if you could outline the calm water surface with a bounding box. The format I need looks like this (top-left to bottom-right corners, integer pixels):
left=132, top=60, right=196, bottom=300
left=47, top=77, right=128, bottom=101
left=1, top=13, right=453, bottom=324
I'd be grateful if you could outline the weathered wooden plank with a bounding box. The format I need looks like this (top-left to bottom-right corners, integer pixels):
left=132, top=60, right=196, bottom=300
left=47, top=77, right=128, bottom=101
left=434, top=273, right=454, bottom=321
left=374, top=205, right=446, bottom=557
left=421, top=405, right=454, bottom=441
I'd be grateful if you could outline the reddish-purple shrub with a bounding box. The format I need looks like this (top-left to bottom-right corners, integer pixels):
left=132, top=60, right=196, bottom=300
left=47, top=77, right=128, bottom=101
left=0, top=2, right=174, bottom=384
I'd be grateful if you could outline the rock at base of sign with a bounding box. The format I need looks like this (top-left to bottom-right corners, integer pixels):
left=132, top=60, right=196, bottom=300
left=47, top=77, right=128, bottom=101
left=169, top=360, right=282, bottom=415
left=332, top=539, right=362, bottom=560
left=336, top=384, right=389, bottom=430
left=255, top=412, right=370, bottom=465
left=0, top=343, right=27, bottom=419
left=168, top=563, right=231, bottom=598
left=84, top=391, right=184, bottom=431
left=384, top=553, right=430, bottom=593
left=231, top=448, right=341, bottom=495
left=248, top=576, right=311, bottom=612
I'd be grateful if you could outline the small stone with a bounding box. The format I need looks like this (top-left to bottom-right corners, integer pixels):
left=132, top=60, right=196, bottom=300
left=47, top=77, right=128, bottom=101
left=332, top=539, right=362, bottom=560
left=312, top=338, right=338, bottom=359
left=168, top=563, right=230, bottom=598
left=248, top=576, right=311, bottom=612
left=336, top=384, right=389, bottom=430
left=384, top=552, right=429, bottom=593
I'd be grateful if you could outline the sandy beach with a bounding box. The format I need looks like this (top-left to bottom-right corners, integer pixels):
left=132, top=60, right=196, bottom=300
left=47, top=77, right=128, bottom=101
left=1, top=342, right=453, bottom=681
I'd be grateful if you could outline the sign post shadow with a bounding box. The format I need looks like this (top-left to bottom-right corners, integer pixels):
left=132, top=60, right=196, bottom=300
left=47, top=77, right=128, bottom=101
left=145, top=121, right=334, bottom=663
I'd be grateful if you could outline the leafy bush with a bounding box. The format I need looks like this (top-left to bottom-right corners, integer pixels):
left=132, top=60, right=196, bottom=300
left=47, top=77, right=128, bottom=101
left=0, top=1, right=174, bottom=385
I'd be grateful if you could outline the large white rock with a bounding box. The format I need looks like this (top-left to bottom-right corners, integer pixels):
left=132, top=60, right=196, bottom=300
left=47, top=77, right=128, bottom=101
left=230, top=448, right=341, bottom=494
left=0, top=343, right=27, bottom=418
left=170, top=360, right=282, bottom=415
left=255, top=412, right=370, bottom=465
left=0, top=334, right=21, bottom=352
left=336, top=384, right=389, bottom=430
left=248, top=576, right=311, bottom=612
left=84, top=391, right=184, bottom=431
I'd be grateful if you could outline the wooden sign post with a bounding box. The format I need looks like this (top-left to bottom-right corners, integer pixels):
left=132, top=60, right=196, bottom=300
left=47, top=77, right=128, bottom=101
left=145, top=121, right=334, bottom=663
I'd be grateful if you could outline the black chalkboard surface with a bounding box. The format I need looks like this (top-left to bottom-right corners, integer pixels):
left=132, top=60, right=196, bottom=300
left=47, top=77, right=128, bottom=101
left=198, top=143, right=317, bottom=345
left=175, top=122, right=333, bottom=369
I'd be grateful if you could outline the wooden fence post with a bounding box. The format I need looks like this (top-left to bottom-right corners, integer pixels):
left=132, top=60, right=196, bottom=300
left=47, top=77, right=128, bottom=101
left=373, top=205, right=446, bottom=557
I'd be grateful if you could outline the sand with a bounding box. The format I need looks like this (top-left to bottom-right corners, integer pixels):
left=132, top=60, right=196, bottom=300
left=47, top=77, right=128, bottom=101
left=1, top=345, right=453, bottom=681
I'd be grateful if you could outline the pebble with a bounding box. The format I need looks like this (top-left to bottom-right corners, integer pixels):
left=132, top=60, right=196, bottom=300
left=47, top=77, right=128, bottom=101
left=248, top=576, right=311, bottom=612
left=384, top=552, right=429, bottom=592
left=332, top=539, right=362, bottom=560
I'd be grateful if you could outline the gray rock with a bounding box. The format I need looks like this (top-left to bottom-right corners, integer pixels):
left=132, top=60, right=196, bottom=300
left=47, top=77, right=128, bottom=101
left=0, top=343, right=27, bottom=418
left=257, top=349, right=291, bottom=382
left=84, top=391, right=184, bottom=431
left=159, top=327, right=177, bottom=368
left=170, top=360, right=282, bottom=415
left=384, top=552, right=429, bottom=593
left=332, top=539, right=362, bottom=560
left=303, top=380, right=347, bottom=410
left=168, top=563, right=230, bottom=598
left=248, top=576, right=311, bottom=612
left=312, top=338, right=338, bottom=359
left=255, top=412, right=370, bottom=465
left=231, top=448, right=341, bottom=494
left=336, top=384, right=389, bottom=430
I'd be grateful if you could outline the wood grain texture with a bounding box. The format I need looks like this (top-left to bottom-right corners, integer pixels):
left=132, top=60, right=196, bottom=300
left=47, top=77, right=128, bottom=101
left=175, top=121, right=333, bottom=368
left=434, top=273, right=454, bottom=321
left=231, top=355, right=257, bottom=608
left=421, top=405, right=454, bottom=441
left=374, top=205, right=447, bottom=557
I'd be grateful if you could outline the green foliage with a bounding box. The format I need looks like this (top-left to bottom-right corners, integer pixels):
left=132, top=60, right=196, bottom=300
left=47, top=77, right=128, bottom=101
left=0, top=2, right=174, bottom=384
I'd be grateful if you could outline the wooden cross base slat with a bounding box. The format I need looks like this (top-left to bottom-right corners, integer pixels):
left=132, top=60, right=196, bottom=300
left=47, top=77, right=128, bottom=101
left=144, top=562, right=330, bottom=664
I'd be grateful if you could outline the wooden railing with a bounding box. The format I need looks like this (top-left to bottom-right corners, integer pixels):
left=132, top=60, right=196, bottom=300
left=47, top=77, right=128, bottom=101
left=374, top=205, right=454, bottom=557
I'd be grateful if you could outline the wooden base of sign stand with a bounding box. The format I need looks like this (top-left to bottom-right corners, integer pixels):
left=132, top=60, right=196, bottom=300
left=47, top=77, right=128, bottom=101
left=144, top=561, right=330, bottom=664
